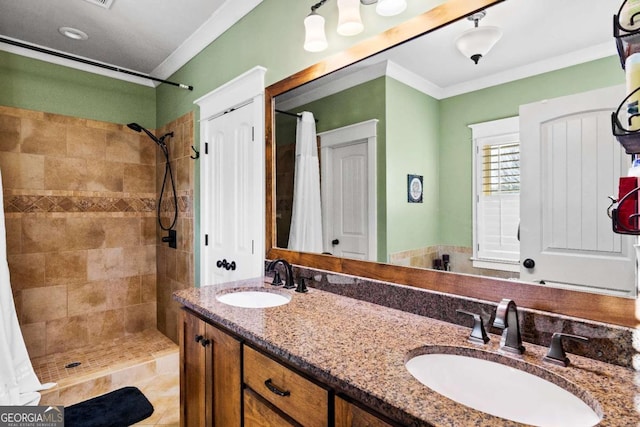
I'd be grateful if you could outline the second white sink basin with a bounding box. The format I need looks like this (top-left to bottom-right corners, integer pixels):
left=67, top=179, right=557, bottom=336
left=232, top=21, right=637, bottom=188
left=216, top=290, right=291, bottom=308
left=406, top=352, right=601, bottom=427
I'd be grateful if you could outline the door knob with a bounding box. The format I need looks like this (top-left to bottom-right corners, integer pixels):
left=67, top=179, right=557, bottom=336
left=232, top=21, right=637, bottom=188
left=523, top=258, right=535, bottom=269
left=331, top=239, right=340, bottom=245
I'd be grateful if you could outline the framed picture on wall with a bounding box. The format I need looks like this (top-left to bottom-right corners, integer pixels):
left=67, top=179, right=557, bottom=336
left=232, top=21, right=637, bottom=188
left=408, top=174, right=423, bottom=203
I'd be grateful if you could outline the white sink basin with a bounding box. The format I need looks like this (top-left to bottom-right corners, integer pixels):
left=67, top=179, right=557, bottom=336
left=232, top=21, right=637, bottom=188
left=406, top=352, right=600, bottom=427
left=216, top=290, right=291, bottom=308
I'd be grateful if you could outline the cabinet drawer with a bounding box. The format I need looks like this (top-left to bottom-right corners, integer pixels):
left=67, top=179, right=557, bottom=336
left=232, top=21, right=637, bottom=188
left=243, top=346, right=329, bottom=427
left=243, top=388, right=297, bottom=427
left=335, top=396, right=396, bottom=427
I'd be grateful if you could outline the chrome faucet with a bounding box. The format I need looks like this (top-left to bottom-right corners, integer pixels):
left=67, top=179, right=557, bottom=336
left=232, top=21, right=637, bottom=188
left=267, top=259, right=295, bottom=289
left=492, top=298, right=525, bottom=355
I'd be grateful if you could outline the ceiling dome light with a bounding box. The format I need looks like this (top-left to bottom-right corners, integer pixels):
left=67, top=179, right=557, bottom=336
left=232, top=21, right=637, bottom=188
left=376, top=0, right=407, bottom=17
left=304, top=12, right=328, bottom=52
left=455, top=11, right=502, bottom=64
left=58, top=27, right=89, bottom=41
left=337, top=0, right=363, bottom=36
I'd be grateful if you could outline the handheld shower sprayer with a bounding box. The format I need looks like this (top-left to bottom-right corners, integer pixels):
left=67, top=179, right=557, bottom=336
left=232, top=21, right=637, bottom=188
left=127, top=123, right=173, bottom=148
left=126, top=122, right=178, bottom=248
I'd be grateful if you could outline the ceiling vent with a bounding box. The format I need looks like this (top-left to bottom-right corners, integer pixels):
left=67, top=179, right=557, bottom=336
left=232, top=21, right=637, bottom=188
left=83, top=0, right=115, bottom=9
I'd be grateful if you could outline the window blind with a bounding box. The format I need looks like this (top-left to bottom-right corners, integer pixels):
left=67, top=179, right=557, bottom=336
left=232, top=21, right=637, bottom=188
left=482, top=142, right=520, bottom=195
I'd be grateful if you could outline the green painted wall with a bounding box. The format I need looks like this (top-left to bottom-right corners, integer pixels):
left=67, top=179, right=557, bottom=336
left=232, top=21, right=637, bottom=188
left=155, top=0, right=446, bottom=128
left=154, top=0, right=445, bottom=284
left=385, top=77, right=440, bottom=258
left=438, top=55, right=624, bottom=247
left=0, top=51, right=156, bottom=127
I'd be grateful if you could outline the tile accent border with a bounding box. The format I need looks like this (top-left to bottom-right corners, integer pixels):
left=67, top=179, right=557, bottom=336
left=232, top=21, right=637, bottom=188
left=5, top=194, right=156, bottom=213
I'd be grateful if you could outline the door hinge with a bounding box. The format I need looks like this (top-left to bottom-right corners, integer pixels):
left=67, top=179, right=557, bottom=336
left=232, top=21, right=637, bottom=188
left=251, top=239, right=254, bottom=255
left=205, top=234, right=209, bottom=246
left=252, top=126, right=255, bottom=142
left=205, top=142, right=209, bottom=155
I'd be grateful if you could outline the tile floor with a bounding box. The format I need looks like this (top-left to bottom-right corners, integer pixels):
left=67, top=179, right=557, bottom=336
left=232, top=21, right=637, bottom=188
left=131, top=371, right=180, bottom=426
left=33, top=329, right=180, bottom=426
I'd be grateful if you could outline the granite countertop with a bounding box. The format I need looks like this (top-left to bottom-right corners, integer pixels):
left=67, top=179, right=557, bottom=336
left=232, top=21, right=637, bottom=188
left=173, top=277, right=638, bottom=426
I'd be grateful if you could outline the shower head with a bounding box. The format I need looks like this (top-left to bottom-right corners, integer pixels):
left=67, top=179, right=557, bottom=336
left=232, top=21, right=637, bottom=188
left=127, top=122, right=143, bottom=132
left=126, top=122, right=170, bottom=148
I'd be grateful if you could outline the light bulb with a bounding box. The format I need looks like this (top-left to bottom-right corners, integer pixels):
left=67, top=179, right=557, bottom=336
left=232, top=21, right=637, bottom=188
left=304, top=12, right=328, bottom=52
left=455, top=26, right=502, bottom=64
left=376, top=0, right=407, bottom=17
left=337, top=0, right=363, bottom=36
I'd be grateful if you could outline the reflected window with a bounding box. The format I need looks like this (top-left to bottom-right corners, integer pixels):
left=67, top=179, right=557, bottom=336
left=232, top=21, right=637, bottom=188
left=470, top=117, right=520, bottom=272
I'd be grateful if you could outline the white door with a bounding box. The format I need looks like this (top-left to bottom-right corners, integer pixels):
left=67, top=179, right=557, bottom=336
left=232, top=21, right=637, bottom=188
left=201, top=102, right=261, bottom=285
left=520, top=85, right=636, bottom=296
left=327, top=142, right=369, bottom=259
left=319, top=120, right=377, bottom=261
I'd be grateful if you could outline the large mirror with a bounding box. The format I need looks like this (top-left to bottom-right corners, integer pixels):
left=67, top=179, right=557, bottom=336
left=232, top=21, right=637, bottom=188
left=266, top=0, right=637, bottom=326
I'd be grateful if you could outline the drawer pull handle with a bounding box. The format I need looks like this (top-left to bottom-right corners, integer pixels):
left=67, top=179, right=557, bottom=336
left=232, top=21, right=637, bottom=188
left=264, top=378, right=290, bottom=397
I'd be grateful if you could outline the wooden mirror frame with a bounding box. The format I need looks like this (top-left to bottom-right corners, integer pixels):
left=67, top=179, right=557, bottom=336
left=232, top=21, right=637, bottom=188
left=265, top=0, right=636, bottom=327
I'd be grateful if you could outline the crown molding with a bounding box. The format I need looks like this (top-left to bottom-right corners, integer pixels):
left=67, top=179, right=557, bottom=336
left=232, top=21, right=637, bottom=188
left=276, top=61, right=389, bottom=111
left=276, top=41, right=617, bottom=111
left=151, top=0, right=263, bottom=80
left=441, top=42, right=616, bottom=98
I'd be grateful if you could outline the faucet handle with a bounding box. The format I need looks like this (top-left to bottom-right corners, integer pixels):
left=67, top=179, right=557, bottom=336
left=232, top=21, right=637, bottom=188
left=295, top=277, right=309, bottom=293
left=282, top=274, right=296, bottom=289
left=543, top=332, right=589, bottom=367
left=456, top=309, right=490, bottom=344
left=270, top=271, right=283, bottom=286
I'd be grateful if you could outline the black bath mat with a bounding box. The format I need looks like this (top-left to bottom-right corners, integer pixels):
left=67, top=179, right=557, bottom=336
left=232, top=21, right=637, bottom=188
left=64, top=386, right=154, bottom=427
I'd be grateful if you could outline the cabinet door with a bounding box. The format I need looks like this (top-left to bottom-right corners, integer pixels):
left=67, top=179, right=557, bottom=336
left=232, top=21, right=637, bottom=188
left=335, top=396, right=395, bottom=427
left=180, top=310, right=242, bottom=427
left=180, top=310, right=207, bottom=427
left=206, top=323, right=241, bottom=427
left=243, top=388, right=297, bottom=427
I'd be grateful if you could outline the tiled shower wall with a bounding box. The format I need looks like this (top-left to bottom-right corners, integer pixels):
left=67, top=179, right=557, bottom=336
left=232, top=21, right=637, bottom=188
left=0, top=105, right=195, bottom=352
left=0, top=106, right=158, bottom=357
left=155, top=113, right=194, bottom=343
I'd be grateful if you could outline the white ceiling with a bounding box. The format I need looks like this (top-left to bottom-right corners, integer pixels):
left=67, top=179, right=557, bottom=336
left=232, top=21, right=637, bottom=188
left=0, top=0, right=262, bottom=86
left=0, top=0, right=621, bottom=93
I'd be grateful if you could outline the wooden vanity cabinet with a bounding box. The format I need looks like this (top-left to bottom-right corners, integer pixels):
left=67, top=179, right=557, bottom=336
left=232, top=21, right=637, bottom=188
left=179, top=309, right=242, bottom=427
left=180, top=308, right=399, bottom=427
left=243, top=345, right=330, bottom=427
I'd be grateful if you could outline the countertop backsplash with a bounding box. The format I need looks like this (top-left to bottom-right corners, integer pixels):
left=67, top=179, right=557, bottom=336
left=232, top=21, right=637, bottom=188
left=278, top=263, right=635, bottom=368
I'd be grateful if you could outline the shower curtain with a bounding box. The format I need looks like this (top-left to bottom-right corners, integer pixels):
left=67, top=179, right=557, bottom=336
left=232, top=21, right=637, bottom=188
left=288, top=112, right=323, bottom=253
left=0, top=168, right=54, bottom=405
